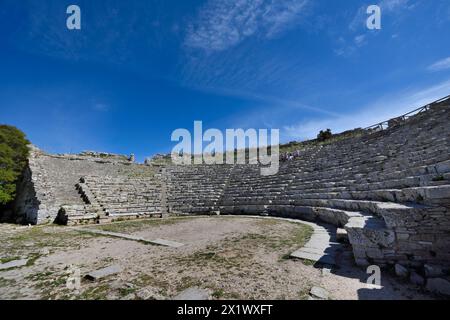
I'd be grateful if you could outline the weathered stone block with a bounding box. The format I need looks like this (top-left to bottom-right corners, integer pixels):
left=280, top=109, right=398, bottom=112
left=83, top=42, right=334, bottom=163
left=426, top=278, right=450, bottom=296
left=410, top=271, right=425, bottom=286
left=173, top=287, right=210, bottom=300
left=310, top=286, right=329, bottom=300
left=85, top=265, right=122, bottom=281
left=424, top=264, right=445, bottom=278
left=336, top=228, right=348, bottom=242
left=395, top=264, right=409, bottom=278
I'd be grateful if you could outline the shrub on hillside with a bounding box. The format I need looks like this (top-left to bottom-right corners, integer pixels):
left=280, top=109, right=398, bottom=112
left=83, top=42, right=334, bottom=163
left=317, top=129, right=332, bottom=142
left=0, top=125, right=30, bottom=205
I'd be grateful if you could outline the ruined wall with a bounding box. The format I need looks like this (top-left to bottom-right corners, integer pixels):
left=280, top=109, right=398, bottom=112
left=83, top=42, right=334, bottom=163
left=13, top=149, right=160, bottom=224
left=13, top=165, right=40, bottom=224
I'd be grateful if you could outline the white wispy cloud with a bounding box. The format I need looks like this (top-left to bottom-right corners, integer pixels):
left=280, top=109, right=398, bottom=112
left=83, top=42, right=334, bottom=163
left=354, top=34, right=367, bottom=46
left=185, top=0, right=309, bottom=52
left=283, top=79, right=450, bottom=140
left=427, top=57, right=450, bottom=72
left=16, top=1, right=172, bottom=71
left=380, top=0, right=414, bottom=12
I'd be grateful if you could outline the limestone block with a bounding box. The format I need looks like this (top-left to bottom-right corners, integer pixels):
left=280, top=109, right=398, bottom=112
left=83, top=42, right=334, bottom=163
left=354, top=258, right=370, bottom=267
left=85, top=265, right=122, bottom=281
left=0, top=259, right=28, bottom=270
left=310, top=286, right=329, bottom=300
left=395, top=264, right=409, bottom=278
left=410, top=271, right=425, bottom=286
left=173, top=287, right=210, bottom=300
left=336, top=228, right=348, bottom=242
left=424, top=264, right=445, bottom=278
left=426, top=278, right=450, bottom=296
left=366, top=248, right=385, bottom=260
left=435, top=160, right=450, bottom=174
left=424, top=185, right=450, bottom=200
left=396, top=233, right=410, bottom=241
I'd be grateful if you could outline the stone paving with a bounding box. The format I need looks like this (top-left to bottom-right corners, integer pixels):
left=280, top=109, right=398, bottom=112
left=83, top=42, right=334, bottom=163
left=290, top=222, right=339, bottom=266
left=77, top=228, right=185, bottom=248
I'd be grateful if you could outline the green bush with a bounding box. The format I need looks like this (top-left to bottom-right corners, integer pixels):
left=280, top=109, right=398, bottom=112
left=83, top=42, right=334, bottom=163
left=317, top=129, right=332, bottom=142
left=0, top=125, right=30, bottom=205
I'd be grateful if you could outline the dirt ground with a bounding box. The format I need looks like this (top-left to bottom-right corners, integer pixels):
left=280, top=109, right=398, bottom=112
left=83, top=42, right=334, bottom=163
left=0, top=216, right=435, bottom=300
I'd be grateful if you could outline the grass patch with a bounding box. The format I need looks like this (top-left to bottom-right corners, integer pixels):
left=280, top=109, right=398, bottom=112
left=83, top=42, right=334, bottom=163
left=0, top=277, right=16, bottom=288
left=212, top=288, right=225, bottom=299
left=26, top=269, right=70, bottom=299
left=175, top=276, right=203, bottom=292
left=118, top=286, right=136, bottom=298
left=280, top=253, right=292, bottom=261
left=301, top=259, right=316, bottom=266
left=78, top=284, right=111, bottom=300
left=177, top=220, right=313, bottom=269
left=2, top=225, right=97, bottom=258
left=249, top=221, right=313, bottom=258
left=25, top=270, right=54, bottom=282
left=0, top=256, right=21, bottom=264
left=131, top=273, right=170, bottom=297
left=211, top=287, right=241, bottom=300
left=26, top=253, right=42, bottom=267
left=177, top=248, right=243, bottom=269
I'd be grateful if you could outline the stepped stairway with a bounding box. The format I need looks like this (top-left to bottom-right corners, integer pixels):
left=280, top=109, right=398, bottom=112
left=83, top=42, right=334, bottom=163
left=55, top=168, right=166, bottom=225
left=165, top=164, right=234, bottom=214
left=217, top=101, right=450, bottom=267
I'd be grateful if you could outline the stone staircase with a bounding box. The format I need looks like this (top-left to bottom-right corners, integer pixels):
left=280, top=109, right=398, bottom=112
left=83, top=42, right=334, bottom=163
left=16, top=151, right=164, bottom=224
left=55, top=172, right=167, bottom=225
left=165, top=164, right=234, bottom=215
left=216, top=101, right=450, bottom=268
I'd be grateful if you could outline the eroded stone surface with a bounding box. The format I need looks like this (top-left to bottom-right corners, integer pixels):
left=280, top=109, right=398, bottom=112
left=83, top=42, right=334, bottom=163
left=290, top=222, right=339, bottom=266
left=426, top=278, right=450, bottom=296
left=173, top=287, right=211, bottom=300
left=310, top=286, right=329, bottom=300
left=0, top=259, right=28, bottom=270
left=410, top=272, right=425, bottom=286
left=395, top=264, right=409, bottom=278
left=85, top=265, right=122, bottom=281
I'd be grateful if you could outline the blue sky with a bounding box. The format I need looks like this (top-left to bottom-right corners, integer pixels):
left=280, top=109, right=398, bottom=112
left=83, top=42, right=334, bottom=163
left=1, top=0, right=450, bottom=161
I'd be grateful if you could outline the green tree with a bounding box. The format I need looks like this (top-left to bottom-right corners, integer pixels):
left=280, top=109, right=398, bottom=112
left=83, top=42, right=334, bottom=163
left=0, top=125, right=30, bottom=205
left=317, top=129, right=332, bottom=142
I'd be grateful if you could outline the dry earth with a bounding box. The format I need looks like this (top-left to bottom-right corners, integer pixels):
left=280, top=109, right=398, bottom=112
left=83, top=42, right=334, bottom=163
left=0, top=216, right=434, bottom=300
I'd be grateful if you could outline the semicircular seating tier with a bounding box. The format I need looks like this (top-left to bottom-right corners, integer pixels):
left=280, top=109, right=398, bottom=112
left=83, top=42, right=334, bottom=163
left=14, top=99, right=450, bottom=270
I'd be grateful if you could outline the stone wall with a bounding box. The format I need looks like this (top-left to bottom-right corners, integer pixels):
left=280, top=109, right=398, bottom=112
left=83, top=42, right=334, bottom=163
left=13, top=149, right=163, bottom=224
